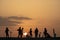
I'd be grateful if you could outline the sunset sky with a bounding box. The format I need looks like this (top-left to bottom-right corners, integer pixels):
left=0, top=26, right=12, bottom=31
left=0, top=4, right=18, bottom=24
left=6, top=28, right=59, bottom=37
left=0, top=0, right=60, bottom=37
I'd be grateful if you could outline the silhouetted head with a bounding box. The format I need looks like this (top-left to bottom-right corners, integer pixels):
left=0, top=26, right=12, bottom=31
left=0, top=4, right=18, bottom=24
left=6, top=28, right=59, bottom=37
left=22, top=28, right=24, bottom=30
left=44, top=28, right=46, bottom=29
left=36, top=27, right=38, bottom=30
left=44, top=28, right=47, bottom=32
left=30, top=28, right=32, bottom=30
left=19, top=27, right=21, bottom=29
left=44, top=28, right=47, bottom=30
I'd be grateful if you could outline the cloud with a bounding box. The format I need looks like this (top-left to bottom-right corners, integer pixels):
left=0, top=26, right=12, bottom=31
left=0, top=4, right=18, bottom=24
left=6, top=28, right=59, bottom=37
left=0, top=17, right=21, bottom=26
left=8, top=16, right=32, bottom=20
left=0, top=16, right=32, bottom=26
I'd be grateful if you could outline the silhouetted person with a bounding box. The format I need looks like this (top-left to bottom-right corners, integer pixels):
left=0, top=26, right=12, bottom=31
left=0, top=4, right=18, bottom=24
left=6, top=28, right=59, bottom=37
left=21, top=28, right=24, bottom=38
left=43, top=28, right=51, bottom=38
left=34, top=28, right=39, bottom=38
left=17, top=27, right=22, bottom=38
left=39, top=32, right=41, bottom=38
left=53, top=28, right=56, bottom=38
left=46, top=33, right=51, bottom=38
left=43, top=28, right=47, bottom=38
left=5, top=27, right=9, bottom=37
left=29, top=28, right=32, bottom=37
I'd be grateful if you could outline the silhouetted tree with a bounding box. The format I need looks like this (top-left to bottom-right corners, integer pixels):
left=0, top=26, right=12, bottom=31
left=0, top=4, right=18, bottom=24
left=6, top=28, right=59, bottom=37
left=34, top=28, right=39, bottom=38
left=5, top=27, right=9, bottom=37
left=29, top=28, right=32, bottom=37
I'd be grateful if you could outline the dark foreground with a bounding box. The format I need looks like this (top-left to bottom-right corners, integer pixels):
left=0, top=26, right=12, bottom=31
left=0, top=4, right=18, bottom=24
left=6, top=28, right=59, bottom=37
left=0, top=37, right=60, bottom=40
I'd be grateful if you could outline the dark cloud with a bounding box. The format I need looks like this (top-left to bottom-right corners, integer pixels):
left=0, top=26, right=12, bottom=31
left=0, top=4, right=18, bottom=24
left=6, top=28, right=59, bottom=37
left=0, top=17, right=21, bottom=26
left=8, top=16, right=32, bottom=20
left=0, top=16, right=32, bottom=26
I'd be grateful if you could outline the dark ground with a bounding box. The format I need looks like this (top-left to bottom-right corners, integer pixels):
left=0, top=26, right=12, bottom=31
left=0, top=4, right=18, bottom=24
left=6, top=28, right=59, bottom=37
left=0, top=37, right=60, bottom=40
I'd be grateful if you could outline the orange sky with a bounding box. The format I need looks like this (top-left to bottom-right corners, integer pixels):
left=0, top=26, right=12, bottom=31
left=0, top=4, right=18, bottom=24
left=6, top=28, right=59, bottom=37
left=0, top=0, right=60, bottom=37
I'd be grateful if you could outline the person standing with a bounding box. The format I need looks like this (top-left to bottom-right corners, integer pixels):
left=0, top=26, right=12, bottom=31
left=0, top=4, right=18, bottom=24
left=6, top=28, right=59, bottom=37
left=5, top=27, right=9, bottom=37
left=17, top=27, right=22, bottom=38
left=43, top=28, right=47, bottom=38
left=34, top=28, right=39, bottom=38
left=21, top=28, right=24, bottom=38
left=29, top=28, right=32, bottom=37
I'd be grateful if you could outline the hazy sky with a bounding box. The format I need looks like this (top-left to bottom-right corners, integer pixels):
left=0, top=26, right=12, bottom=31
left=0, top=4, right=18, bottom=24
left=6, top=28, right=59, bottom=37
left=0, top=0, right=60, bottom=18
left=0, top=0, right=60, bottom=37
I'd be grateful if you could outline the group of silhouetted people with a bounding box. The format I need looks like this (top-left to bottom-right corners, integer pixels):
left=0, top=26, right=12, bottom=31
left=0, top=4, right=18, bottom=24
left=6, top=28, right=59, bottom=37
left=17, top=27, right=24, bottom=38
left=5, top=27, right=56, bottom=38
left=28, top=28, right=40, bottom=38
left=43, top=28, right=51, bottom=38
